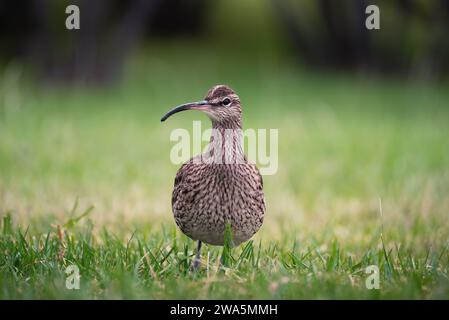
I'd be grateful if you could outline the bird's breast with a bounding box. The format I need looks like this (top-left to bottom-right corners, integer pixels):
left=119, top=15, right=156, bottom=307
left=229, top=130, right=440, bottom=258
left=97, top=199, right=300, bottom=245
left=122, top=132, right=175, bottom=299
left=172, top=163, right=265, bottom=245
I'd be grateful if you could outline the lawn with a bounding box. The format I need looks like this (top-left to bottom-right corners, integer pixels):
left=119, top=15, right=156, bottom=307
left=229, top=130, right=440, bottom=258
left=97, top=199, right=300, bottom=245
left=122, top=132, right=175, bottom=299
left=1, top=42, right=449, bottom=299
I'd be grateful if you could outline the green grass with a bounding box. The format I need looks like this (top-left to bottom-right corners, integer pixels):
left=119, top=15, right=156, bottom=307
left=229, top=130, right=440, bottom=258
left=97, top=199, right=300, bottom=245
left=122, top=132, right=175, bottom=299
left=0, top=211, right=448, bottom=299
left=0, top=41, right=449, bottom=299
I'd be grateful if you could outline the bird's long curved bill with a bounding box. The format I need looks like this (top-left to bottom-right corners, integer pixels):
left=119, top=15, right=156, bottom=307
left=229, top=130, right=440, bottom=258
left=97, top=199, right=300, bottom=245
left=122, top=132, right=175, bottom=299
left=161, top=100, right=210, bottom=122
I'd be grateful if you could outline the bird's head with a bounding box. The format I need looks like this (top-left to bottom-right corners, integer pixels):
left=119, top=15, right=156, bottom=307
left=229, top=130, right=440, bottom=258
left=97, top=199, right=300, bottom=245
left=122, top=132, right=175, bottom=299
left=161, top=85, right=242, bottom=129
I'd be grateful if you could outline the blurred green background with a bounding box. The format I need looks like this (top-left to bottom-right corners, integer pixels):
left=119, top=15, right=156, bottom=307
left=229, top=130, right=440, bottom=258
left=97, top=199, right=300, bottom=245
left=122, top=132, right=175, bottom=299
left=0, top=0, right=448, bottom=299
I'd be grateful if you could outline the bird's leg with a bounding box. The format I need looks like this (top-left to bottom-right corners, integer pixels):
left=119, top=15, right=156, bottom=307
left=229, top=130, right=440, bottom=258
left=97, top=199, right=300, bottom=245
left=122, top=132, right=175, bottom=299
left=191, top=240, right=202, bottom=271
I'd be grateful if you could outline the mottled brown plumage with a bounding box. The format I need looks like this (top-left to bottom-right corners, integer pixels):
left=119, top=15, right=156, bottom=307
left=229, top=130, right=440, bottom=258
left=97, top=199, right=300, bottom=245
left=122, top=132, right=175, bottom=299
left=161, top=85, right=265, bottom=267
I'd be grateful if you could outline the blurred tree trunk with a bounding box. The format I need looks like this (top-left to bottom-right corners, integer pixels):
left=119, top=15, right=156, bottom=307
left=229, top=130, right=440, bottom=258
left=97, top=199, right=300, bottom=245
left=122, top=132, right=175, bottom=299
left=27, top=0, right=161, bottom=85
left=0, top=0, right=208, bottom=86
left=271, top=0, right=449, bottom=78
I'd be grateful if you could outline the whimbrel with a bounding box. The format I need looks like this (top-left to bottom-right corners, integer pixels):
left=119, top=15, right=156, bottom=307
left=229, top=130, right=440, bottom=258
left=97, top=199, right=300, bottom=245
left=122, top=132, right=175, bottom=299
left=161, top=85, right=265, bottom=269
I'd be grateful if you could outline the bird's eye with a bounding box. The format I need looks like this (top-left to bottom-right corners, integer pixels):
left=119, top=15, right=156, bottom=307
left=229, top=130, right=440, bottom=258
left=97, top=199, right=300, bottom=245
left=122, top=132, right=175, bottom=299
left=222, top=98, right=231, bottom=106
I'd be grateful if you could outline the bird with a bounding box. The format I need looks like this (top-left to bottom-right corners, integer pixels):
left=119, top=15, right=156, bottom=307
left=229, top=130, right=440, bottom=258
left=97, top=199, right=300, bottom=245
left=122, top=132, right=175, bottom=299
left=161, top=85, right=265, bottom=269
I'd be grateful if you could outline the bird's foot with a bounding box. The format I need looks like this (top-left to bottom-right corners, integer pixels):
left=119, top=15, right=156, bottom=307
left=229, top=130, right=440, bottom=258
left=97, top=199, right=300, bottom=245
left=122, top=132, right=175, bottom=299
left=190, top=240, right=202, bottom=272
left=190, top=257, right=201, bottom=271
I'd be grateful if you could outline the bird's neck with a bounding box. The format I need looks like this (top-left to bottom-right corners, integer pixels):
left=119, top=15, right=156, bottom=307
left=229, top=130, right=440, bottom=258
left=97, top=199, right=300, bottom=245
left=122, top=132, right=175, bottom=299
left=211, top=117, right=242, bottom=130
left=204, top=119, right=245, bottom=164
